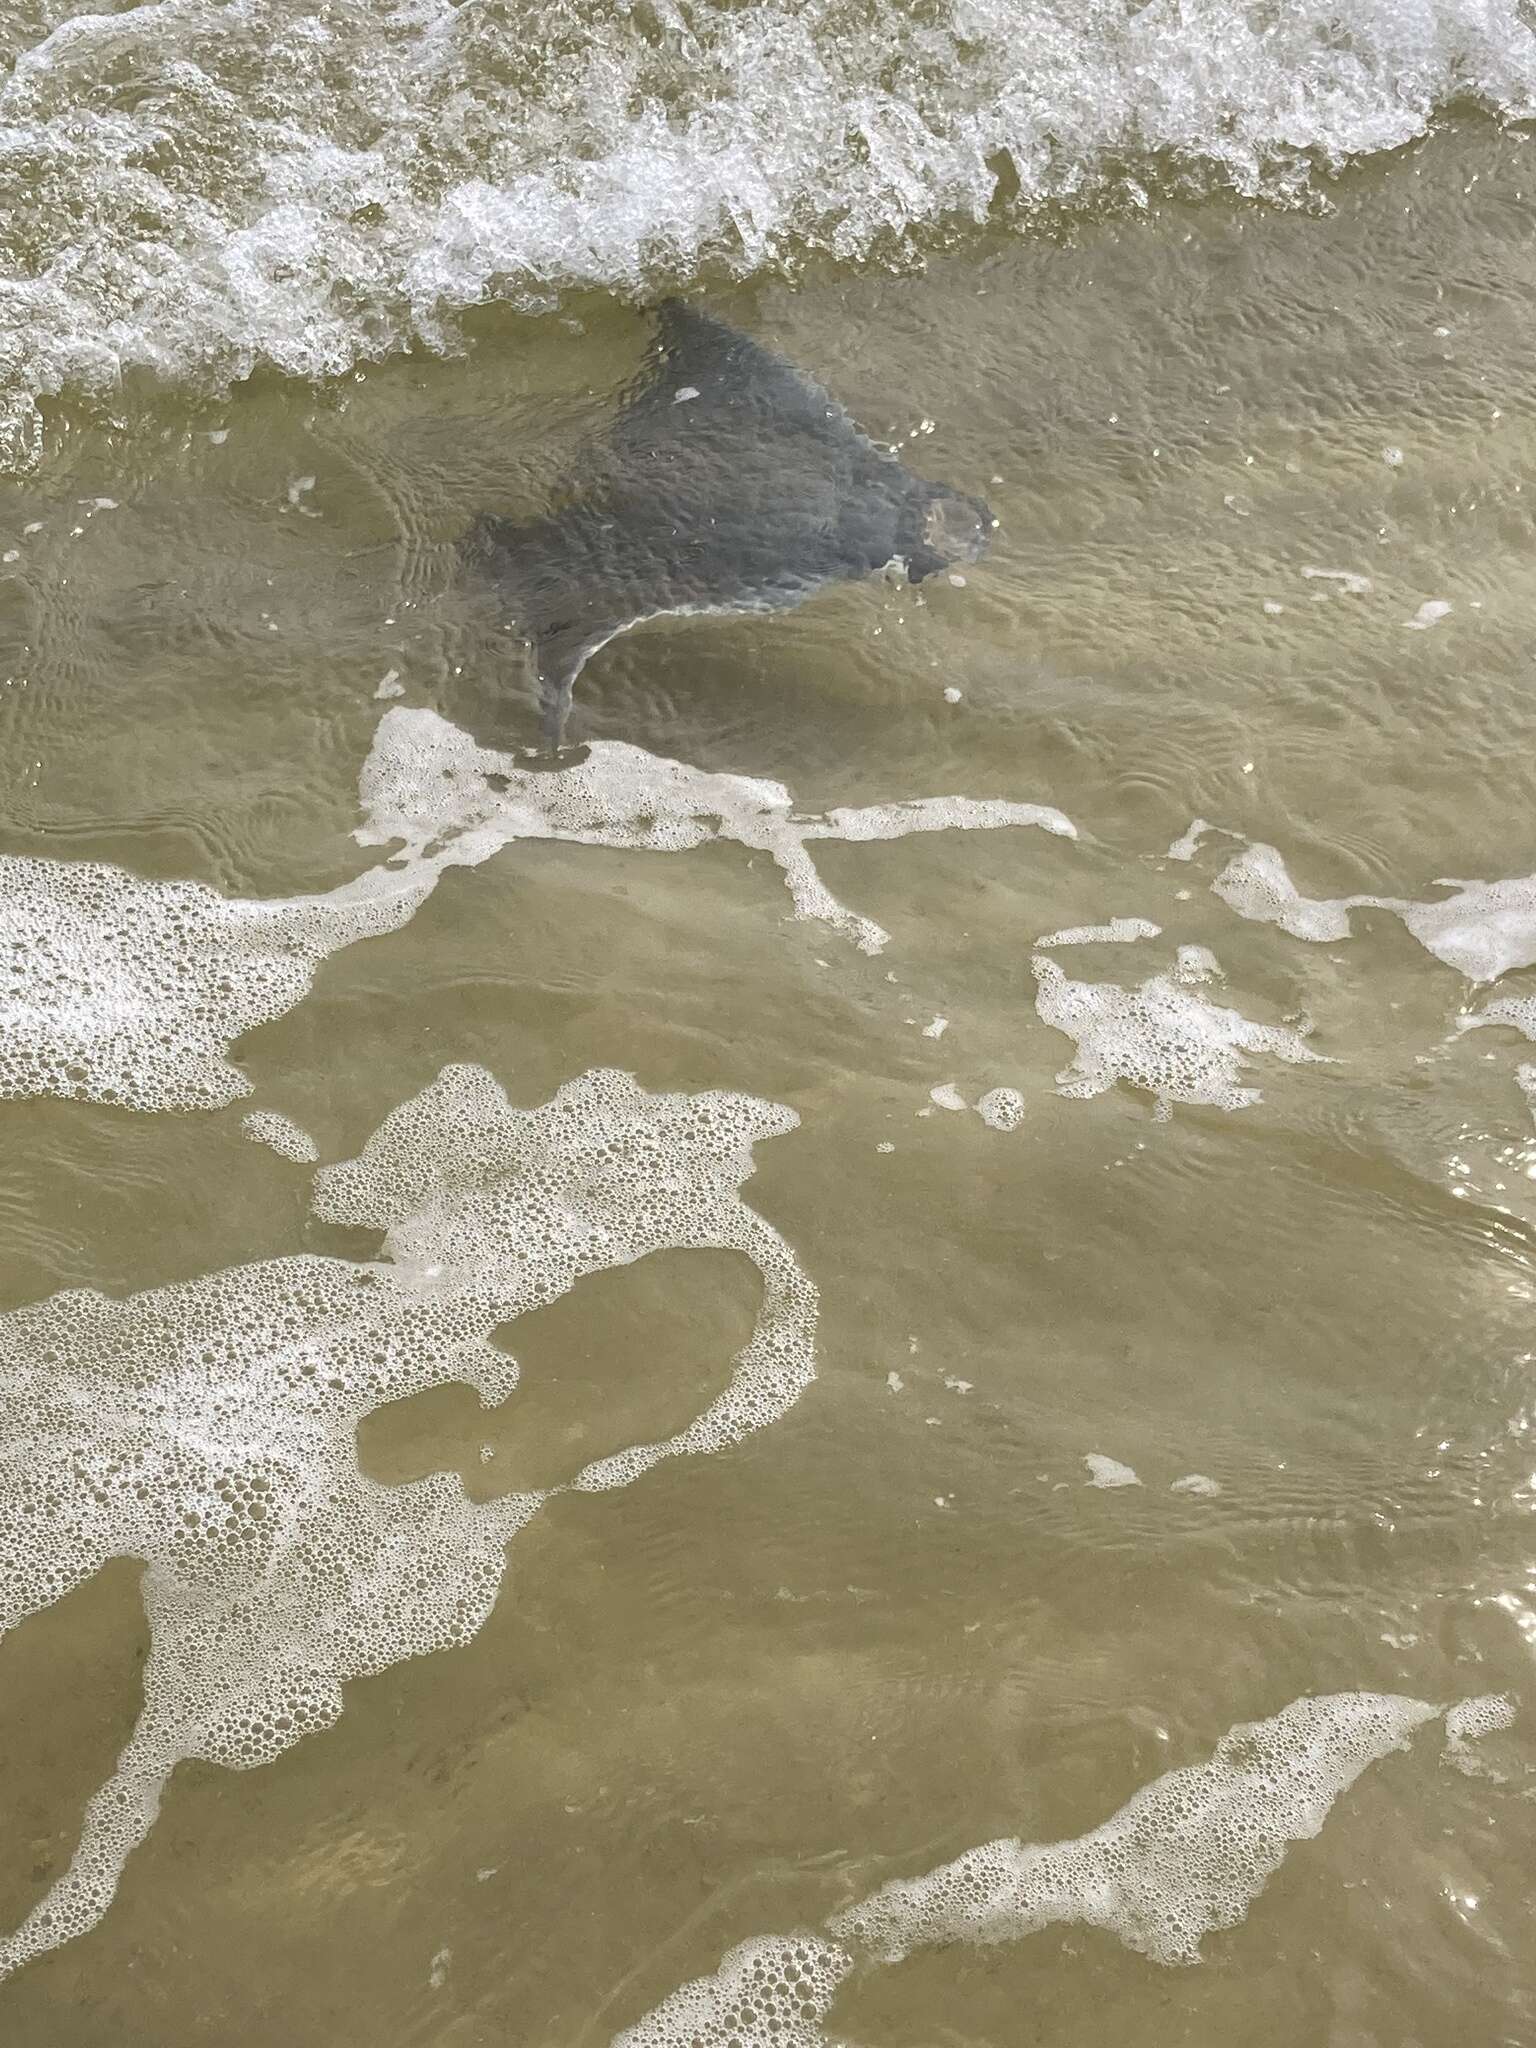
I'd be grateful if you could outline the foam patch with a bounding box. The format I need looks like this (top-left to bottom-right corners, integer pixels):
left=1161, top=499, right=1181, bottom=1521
left=1036, top=918, right=1161, bottom=947
left=617, top=1691, right=1453, bottom=2040
left=1167, top=820, right=1220, bottom=862
left=975, top=1087, right=1024, bottom=1132
left=1458, top=993, right=1536, bottom=1043
left=1174, top=945, right=1223, bottom=985
left=1031, top=956, right=1327, bottom=1120
left=612, top=1935, right=854, bottom=2048
left=828, top=1692, right=1439, bottom=1966
left=1441, top=1694, right=1517, bottom=1777
left=241, top=1110, right=320, bottom=1161
left=0, top=853, right=432, bottom=1111
left=0, top=1064, right=817, bottom=1980
left=356, top=707, right=1077, bottom=957
left=1455, top=995, right=1536, bottom=1124
left=1085, top=1453, right=1140, bottom=1487
left=1212, top=842, right=1355, bottom=943
left=1213, top=844, right=1536, bottom=983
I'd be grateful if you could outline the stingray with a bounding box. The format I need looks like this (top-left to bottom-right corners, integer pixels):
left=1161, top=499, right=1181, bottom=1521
left=462, top=301, right=993, bottom=750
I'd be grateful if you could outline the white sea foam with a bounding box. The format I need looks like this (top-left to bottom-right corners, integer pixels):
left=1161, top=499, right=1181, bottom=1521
left=975, top=1086, right=1024, bottom=1131
left=1442, top=1693, right=1516, bottom=1777
left=617, top=1690, right=1451, bottom=2041
left=361, top=709, right=1075, bottom=957
left=358, top=708, right=1076, bottom=960
left=1085, top=1452, right=1140, bottom=1488
left=5, top=0, right=1536, bottom=462
left=1167, top=819, right=1219, bottom=862
left=1345, top=882, right=1536, bottom=982
left=613, top=1934, right=853, bottom=2048
left=1457, top=992, right=1536, bottom=1043
left=1212, top=842, right=1356, bottom=944
left=240, top=1110, right=320, bottom=1161
left=1455, top=994, right=1536, bottom=1122
left=0, top=1063, right=817, bottom=1979
left=1301, top=567, right=1373, bottom=597
left=1036, top=918, right=1161, bottom=948
left=1173, top=945, right=1223, bottom=985
left=1031, top=955, right=1327, bottom=1120
left=0, top=851, right=433, bottom=1111
left=1213, top=843, right=1536, bottom=982
left=828, top=1693, right=1438, bottom=1967
left=0, top=711, right=1073, bottom=1112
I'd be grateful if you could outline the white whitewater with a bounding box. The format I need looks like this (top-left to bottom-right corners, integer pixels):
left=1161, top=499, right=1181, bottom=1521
left=5, top=0, right=1536, bottom=462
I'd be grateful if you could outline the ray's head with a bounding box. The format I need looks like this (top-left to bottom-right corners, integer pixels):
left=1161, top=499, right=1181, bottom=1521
left=903, top=482, right=994, bottom=584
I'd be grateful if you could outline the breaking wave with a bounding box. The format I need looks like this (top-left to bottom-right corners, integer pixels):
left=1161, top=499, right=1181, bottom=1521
left=4, top=0, right=1536, bottom=461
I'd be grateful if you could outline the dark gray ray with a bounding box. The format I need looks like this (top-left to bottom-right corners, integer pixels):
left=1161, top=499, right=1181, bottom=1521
left=462, top=301, right=993, bottom=750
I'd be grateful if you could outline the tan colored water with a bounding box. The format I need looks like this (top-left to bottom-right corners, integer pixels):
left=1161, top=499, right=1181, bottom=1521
left=2, top=120, right=1534, bottom=2044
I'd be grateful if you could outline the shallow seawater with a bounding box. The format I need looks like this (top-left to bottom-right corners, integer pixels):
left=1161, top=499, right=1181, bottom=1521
left=3, top=62, right=1536, bottom=2048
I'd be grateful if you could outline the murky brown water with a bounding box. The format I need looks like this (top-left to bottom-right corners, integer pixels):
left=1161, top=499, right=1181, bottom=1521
left=3, top=117, right=1535, bottom=2046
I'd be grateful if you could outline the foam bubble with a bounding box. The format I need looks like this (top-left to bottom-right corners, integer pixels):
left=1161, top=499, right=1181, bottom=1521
left=1213, top=844, right=1536, bottom=982
left=1212, top=843, right=1354, bottom=942
left=1036, top=918, right=1161, bottom=947
left=614, top=1933, right=856, bottom=2048
left=0, top=1063, right=816, bottom=1979
left=1346, top=878, right=1536, bottom=981
left=1171, top=1473, right=1222, bottom=1497
left=1085, top=1453, right=1140, bottom=1488
left=240, top=1110, right=320, bottom=1162
left=1442, top=1693, right=1517, bottom=1777
left=1456, top=993, right=1536, bottom=1122
left=1031, top=955, right=1328, bottom=1120
left=1460, top=993, right=1536, bottom=1042
left=828, top=1693, right=1439, bottom=1967
left=612, top=1934, right=853, bottom=2048
left=7, top=0, right=1536, bottom=462
left=929, top=1083, right=967, bottom=1112
left=1174, top=945, right=1223, bottom=985
left=975, top=1087, right=1024, bottom=1131
left=1301, top=567, right=1373, bottom=596
left=1168, top=819, right=1219, bottom=862
left=1404, top=599, right=1452, bottom=630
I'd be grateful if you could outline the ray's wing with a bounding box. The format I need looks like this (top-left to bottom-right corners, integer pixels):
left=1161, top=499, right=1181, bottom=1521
left=608, top=300, right=860, bottom=465
left=605, top=300, right=922, bottom=601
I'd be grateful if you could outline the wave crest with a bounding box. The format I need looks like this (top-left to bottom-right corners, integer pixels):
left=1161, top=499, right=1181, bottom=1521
left=3, top=0, right=1535, bottom=460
